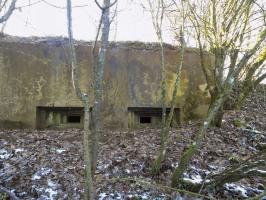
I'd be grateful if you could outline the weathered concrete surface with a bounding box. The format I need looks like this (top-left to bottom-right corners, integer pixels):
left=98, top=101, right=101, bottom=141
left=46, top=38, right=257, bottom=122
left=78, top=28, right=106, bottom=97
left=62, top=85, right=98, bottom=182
left=0, top=36, right=213, bottom=129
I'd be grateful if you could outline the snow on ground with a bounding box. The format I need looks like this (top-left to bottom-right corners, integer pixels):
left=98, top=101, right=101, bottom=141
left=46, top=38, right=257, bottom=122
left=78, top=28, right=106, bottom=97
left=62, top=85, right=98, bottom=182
left=32, top=168, right=53, bottom=181
left=14, top=148, right=24, bottom=153
left=56, top=149, right=66, bottom=154
left=0, top=149, right=12, bottom=159
left=224, top=183, right=264, bottom=199
left=0, top=89, right=265, bottom=199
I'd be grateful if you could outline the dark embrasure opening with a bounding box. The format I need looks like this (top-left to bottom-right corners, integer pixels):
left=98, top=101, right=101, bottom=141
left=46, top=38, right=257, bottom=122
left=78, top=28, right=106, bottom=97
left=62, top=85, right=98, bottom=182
left=67, top=115, right=81, bottom=123
left=139, top=116, right=151, bottom=123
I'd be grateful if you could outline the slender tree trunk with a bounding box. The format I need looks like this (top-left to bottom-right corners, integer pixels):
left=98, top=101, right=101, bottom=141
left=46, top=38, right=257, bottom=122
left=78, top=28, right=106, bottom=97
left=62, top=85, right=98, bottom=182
left=160, top=38, right=167, bottom=127
left=66, top=0, right=94, bottom=199
left=209, top=48, right=225, bottom=127
left=171, top=75, right=235, bottom=187
left=83, top=102, right=94, bottom=200
left=209, top=91, right=224, bottom=127
left=146, top=0, right=166, bottom=126
left=92, top=0, right=112, bottom=175
left=212, top=106, right=223, bottom=127
left=151, top=19, right=185, bottom=175
left=151, top=37, right=167, bottom=176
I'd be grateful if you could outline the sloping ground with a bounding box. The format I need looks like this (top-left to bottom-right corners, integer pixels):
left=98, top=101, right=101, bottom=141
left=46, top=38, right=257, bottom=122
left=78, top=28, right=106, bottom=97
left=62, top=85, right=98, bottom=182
left=0, top=86, right=265, bottom=200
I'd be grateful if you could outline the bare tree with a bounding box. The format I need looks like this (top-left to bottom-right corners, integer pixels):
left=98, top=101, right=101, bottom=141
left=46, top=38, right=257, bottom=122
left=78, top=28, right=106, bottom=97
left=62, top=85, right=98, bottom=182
left=189, top=0, right=266, bottom=127
left=91, top=0, right=117, bottom=175
left=230, top=3, right=266, bottom=109
left=66, top=1, right=94, bottom=199
left=67, top=0, right=117, bottom=198
left=171, top=0, right=266, bottom=187
left=142, top=0, right=167, bottom=176
left=232, top=48, right=266, bottom=109
left=142, top=0, right=188, bottom=175
left=145, top=0, right=167, bottom=126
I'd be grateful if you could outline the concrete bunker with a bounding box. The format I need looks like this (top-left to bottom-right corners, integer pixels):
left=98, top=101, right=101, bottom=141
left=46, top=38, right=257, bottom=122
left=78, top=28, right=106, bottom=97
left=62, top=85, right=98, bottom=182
left=128, top=107, right=180, bottom=128
left=0, top=37, right=213, bottom=129
left=36, top=106, right=84, bottom=129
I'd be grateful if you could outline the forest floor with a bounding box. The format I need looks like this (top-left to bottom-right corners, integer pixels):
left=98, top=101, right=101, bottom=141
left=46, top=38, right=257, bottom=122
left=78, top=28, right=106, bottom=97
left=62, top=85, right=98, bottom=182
left=0, top=86, right=266, bottom=200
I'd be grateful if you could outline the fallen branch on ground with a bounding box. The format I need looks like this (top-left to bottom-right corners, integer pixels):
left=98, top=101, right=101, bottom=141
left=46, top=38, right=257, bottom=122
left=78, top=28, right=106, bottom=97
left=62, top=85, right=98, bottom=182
left=111, top=176, right=216, bottom=200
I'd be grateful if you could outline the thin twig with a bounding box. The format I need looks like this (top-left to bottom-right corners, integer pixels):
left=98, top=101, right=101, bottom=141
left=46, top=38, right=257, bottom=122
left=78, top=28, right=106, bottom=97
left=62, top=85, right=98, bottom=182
left=42, top=0, right=87, bottom=9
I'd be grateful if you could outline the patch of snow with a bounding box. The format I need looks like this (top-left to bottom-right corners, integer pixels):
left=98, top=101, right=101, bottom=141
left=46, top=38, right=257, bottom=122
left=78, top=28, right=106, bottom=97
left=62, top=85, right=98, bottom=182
left=171, top=162, right=179, bottom=168
left=189, top=165, right=199, bottom=171
left=183, top=166, right=205, bottom=184
left=242, top=128, right=262, bottom=134
left=98, top=192, right=125, bottom=200
left=0, top=149, right=11, bottom=159
left=56, top=149, right=66, bottom=154
left=44, top=188, right=58, bottom=200
left=115, top=193, right=122, bottom=199
left=207, top=164, right=225, bottom=174
left=47, top=179, right=59, bottom=189
left=208, top=165, right=218, bottom=170
left=99, top=193, right=107, bottom=200
left=139, top=192, right=150, bottom=199
left=153, top=194, right=165, bottom=200
left=248, top=146, right=257, bottom=152
left=32, top=167, right=53, bottom=180
left=183, top=174, right=203, bottom=184
left=114, top=156, right=123, bottom=162
left=37, top=188, right=58, bottom=200
left=15, top=148, right=24, bottom=153
left=34, top=180, right=61, bottom=200
left=139, top=162, right=145, bottom=170
left=126, top=193, right=165, bottom=200
left=224, top=183, right=248, bottom=198
left=18, top=191, right=27, bottom=198
left=257, top=170, right=266, bottom=174
left=97, top=163, right=110, bottom=172
left=229, top=77, right=234, bottom=84
left=32, top=174, right=41, bottom=181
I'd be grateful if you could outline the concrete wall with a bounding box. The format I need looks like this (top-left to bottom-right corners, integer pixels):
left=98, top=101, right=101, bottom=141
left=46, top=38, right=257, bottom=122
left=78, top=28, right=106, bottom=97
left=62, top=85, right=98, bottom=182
left=0, top=37, right=213, bottom=129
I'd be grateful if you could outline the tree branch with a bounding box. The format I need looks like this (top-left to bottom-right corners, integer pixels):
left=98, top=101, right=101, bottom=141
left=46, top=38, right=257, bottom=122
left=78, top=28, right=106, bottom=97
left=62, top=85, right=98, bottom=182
left=0, top=0, right=17, bottom=23
left=95, top=0, right=117, bottom=11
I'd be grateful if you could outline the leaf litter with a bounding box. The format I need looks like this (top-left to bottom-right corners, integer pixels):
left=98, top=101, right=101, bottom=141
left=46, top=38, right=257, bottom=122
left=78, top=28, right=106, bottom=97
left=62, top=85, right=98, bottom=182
left=0, top=87, right=265, bottom=199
